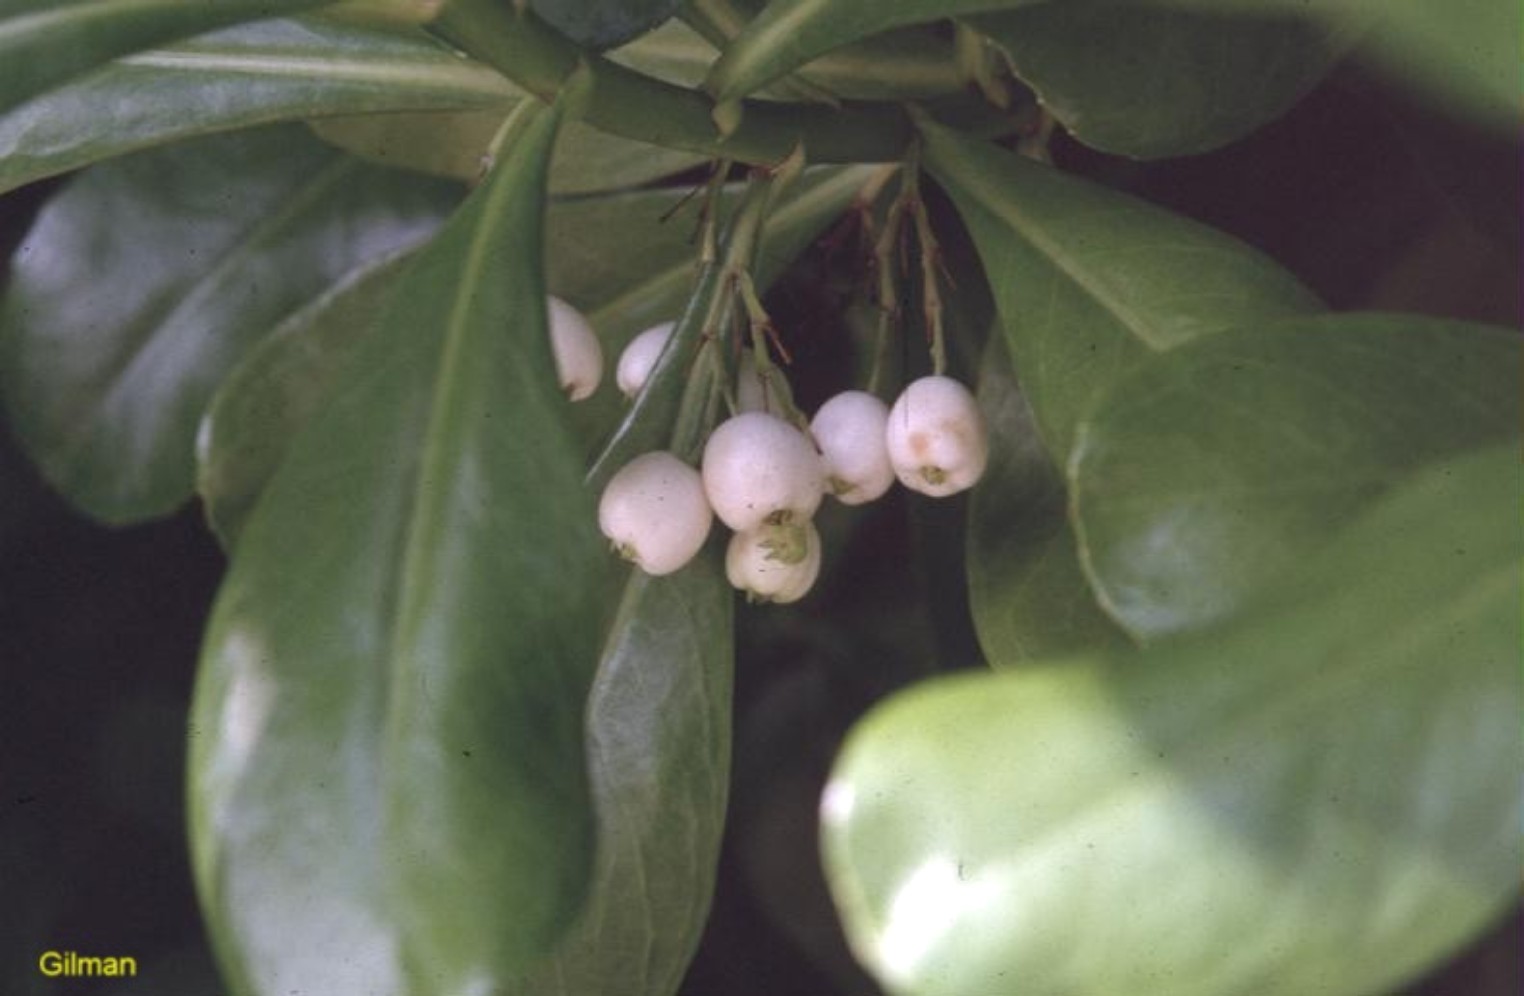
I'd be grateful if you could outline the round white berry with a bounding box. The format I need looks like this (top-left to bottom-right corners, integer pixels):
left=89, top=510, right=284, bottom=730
left=547, top=295, right=602, bottom=401
left=811, top=390, right=893, bottom=505
left=725, top=521, right=822, bottom=603
left=616, top=321, right=675, bottom=400
left=886, top=375, right=989, bottom=497
left=701, top=411, right=824, bottom=532
left=735, top=350, right=794, bottom=415
left=597, top=451, right=712, bottom=576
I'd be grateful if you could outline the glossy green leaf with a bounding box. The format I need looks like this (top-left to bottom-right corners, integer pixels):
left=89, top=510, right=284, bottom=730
left=0, top=125, right=458, bottom=524
left=703, top=0, right=1047, bottom=104
left=0, top=0, right=327, bottom=116
left=967, top=336, right=1130, bottom=666
left=510, top=556, right=734, bottom=995
left=917, top=113, right=1322, bottom=457
left=824, top=442, right=1523, bottom=996
left=0, top=17, right=515, bottom=197
left=189, top=99, right=620, bottom=995
left=530, top=0, right=682, bottom=49
left=966, top=6, right=1341, bottom=158
left=313, top=108, right=703, bottom=191
left=196, top=251, right=415, bottom=550
left=1071, top=313, right=1521, bottom=640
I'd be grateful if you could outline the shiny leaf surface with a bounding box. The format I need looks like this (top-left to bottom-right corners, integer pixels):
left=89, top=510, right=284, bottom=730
left=967, top=336, right=1130, bottom=666
left=0, top=0, right=325, bottom=116
left=1071, top=313, right=1521, bottom=639
left=196, top=251, right=414, bottom=550
left=917, top=113, right=1322, bottom=457
left=967, top=6, right=1341, bottom=158
left=0, top=125, right=457, bottom=524
left=0, top=17, right=514, bottom=196
left=825, top=443, right=1523, bottom=996
left=190, top=100, right=620, bottom=994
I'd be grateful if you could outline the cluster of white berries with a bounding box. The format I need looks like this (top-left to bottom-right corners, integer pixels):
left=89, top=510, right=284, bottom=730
left=591, top=321, right=990, bottom=604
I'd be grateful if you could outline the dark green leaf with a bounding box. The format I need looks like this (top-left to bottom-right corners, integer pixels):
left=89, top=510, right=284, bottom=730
left=917, top=113, right=1322, bottom=457
left=0, top=125, right=459, bottom=524
left=967, top=336, right=1131, bottom=666
left=196, top=251, right=414, bottom=550
left=0, top=17, right=515, bottom=196
left=511, top=557, right=734, bottom=994
left=189, top=100, right=619, bottom=994
left=703, top=0, right=1048, bottom=104
left=824, top=443, right=1523, bottom=996
left=1070, top=313, right=1521, bottom=639
left=531, top=0, right=683, bottom=49
left=0, top=0, right=327, bottom=116
left=967, top=6, right=1341, bottom=158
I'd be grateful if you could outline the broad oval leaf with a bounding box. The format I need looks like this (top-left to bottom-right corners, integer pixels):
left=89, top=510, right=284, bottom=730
left=530, top=0, right=683, bottom=49
left=967, top=336, right=1130, bottom=666
left=966, top=6, right=1341, bottom=158
left=189, top=100, right=620, bottom=995
left=0, top=0, right=326, bottom=116
left=196, top=251, right=414, bottom=549
left=824, top=443, right=1522, bottom=996
left=0, top=17, right=515, bottom=196
left=509, top=556, right=734, bottom=995
left=0, top=125, right=459, bottom=524
left=703, top=0, right=1050, bottom=104
left=917, top=113, right=1322, bottom=458
left=1070, top=313, right=1522, bottom=640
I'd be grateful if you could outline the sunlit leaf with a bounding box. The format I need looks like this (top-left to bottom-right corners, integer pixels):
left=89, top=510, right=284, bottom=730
left=825, top=443, right=1522, bottom=996
left=189, top=99, right=620, bottom=994
left=1070, top=313, right=1521, bottom=639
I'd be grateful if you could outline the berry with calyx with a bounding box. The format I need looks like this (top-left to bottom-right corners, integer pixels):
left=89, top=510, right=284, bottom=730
left=702, top=411, right=824, bottom=532
left=725, top=520, right=822, bottom=603
left=548, top=295, right=602, bottom=401
left=886, top=375, right=988, bottom=497
left=616, top=320, right=675, bottom=400
left=597, top=451, right=712, bottom=576
left=811, top=390, right=893, bottom=505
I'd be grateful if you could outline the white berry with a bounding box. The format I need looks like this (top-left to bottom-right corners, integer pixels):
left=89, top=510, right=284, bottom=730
left=726, top=521, right=822, bottom=603
left=886, top=375, right=989, bottom=497
left=616, top=321, right=675, bottom=400
left=811, top=390, right=893, bottom=505
left=598, top=451, right=712, bottom=576
left=701, top=412, right=824, bottom=532
left=548, top=295, right=602, bottom=401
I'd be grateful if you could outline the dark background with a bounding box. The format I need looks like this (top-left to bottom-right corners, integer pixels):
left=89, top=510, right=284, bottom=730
left=1, top=57, right=1518, bottom=996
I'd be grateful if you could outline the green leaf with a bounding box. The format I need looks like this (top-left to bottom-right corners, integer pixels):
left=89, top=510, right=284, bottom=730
left=1071, top=313, right=1522, bottom=640
left=189, top=99, right=620, bottom=995
left=703, top=0, right=1047, bottom=104
left=531, top=0, right=684, bottom=49
left=823, top=442, right=1523, bottom=996
left=966, top=6, right=1342, bottom=158
left=0, top=0, right=329, bottom=116
left=196, top=251, right=414, bottom=550
left=0, top=17, right=515, bottom=196
left=0, top=125, right=459, bottom=524
left=917, top=113, right=1322, bottom=457
left=967, top=336, right=1131, bottom=666
left=510, top=558, right=734, bottom=995
left=313, top=108, right=704, bottom=191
